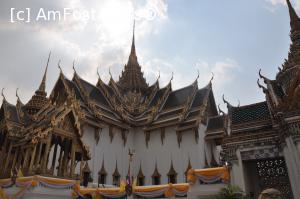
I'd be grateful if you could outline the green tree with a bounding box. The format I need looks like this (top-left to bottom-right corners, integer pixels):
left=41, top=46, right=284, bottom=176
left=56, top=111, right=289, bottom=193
left=215, top=185, right=248, bottom=199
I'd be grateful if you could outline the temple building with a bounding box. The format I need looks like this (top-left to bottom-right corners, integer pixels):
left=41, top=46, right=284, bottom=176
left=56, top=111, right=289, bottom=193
left=1, top=1, right=300, bottom=199
left=205, top=1, right=300, bottom=198
left=0, top=21, right=219, bottom=188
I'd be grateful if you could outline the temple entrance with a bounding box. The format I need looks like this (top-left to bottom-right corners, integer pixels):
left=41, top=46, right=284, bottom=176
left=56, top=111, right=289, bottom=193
left=243, top=157, right=293, bottom=199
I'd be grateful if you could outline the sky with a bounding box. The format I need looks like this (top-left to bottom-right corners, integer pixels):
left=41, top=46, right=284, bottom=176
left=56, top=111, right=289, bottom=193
left=0, top=0, right=298, bottom=110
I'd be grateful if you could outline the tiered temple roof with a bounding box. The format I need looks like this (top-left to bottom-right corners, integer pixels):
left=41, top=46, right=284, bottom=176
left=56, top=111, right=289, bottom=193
left=0, top=23, right=218, bottom=153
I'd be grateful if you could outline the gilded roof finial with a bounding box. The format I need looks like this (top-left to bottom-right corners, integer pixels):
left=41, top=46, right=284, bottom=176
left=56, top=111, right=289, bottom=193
left=97, top=67, right=101, bottom=79
left=157, top=70, right=161, bottom=81
left=237, top=99, right=240, bottom=107
left=16, top=88, right=20, bottom=100
left=38, top=52, right=51, bottom=92
left=222, top=94, right=233, bottom=108
left=210, top=72, right=214, bottom=83
left=257, top=79, right=267, bottom=93
left=258, top=68, right=269, bottom=83
left=131, top=19, right=136, bottom=55
left=109, top=67, right=112, bottom=78
left=218, top=104, right=225, bottom=115
left=1, top=88, right=6, bottom=102
left=58, top=60, right=62, bottom=73
left=286, top=0, right=300, bottom=29
left=72, top=60, right=76, bottom=73
left=196, top=69, right=200, bottom=80
left=170, top=72, right=174, bottom=81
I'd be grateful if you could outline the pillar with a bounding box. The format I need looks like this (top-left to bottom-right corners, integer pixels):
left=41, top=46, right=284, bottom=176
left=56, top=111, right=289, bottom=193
left=70, top=139, right=76, bottom=177
left=41, top=133, right=52, bottom=174
left=29, top=144, right=37, bottom=174
left=4, top=142, right=12, bottom=173
left=12, top=147, right=19, bottom=170
left=51, top=142, right=58, bottom=174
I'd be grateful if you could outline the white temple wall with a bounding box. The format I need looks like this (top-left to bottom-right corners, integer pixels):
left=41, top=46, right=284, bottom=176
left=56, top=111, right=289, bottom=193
left=81, top=124, right=134, bottom=184
left=77, top=122, right=211, bottom=186
left=131, top=123, right=207, bottom=185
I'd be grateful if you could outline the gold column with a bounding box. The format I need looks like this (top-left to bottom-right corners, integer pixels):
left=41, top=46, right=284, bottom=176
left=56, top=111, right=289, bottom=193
left=51, top=142, right=58, bottom=174
left=70, top=139, right=76, bottom=177
left=41, top=133, right=52, bottom=174
left=23, top=148, right=30, bottom=169
left=29, top=144, right=37, bottom=174
left=80, top=156, right=84, bottom=180
left=62, top=139, right=70, bottom=177
left=0, top=138, right=7, bottom=166
left=35, top=142, right=43, bottom=166
left=57, top=146, right=64, bottom=176
left=12, top=147, right=19, bottom=170
left=4, top=142, right=12, bottom=173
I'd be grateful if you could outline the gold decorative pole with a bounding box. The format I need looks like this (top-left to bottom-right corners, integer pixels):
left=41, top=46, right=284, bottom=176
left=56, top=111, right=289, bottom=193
left=29, top=144, right=37, bottom=174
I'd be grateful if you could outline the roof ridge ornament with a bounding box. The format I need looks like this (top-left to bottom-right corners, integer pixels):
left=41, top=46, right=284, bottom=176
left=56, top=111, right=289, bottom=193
left=210, top=72, right=214, bottom=83
left=218, top=104, right=225, bottom=115
left=97, top=67, right=101, bottom=80
left=170, top=72, right=174, bottom=82
left=257, top=79, right=268, bottom=93
left=259, top=69, right=269, bottom=83
left=38, top=52, right=51, bottom=92
left=72, top=60, right=77, bottom=74
left=1, top=88, right=6, bottom=102
left=286, top=0, right=300, bottom=29
left=16, top=88, right=21, bottom=102
left=222, top=94, right=233, bottom=108
left=156, top=70, right=161, bottom=81
left=109, top=67, right=112, bottom=78
left=58, top=60, right=63, bottom=74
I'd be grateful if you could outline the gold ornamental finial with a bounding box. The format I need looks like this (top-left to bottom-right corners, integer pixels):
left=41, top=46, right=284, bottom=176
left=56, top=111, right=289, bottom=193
left=257, top=79, right=267, bottom=93
left=286, top=0, right=299, bottom=28
left=218, top=104, right=225, bottom=115
left=170, top=72, right=174, bottom=81
left=109, top=67, right=112, bottom=78
left=16, top=88, right=20, bottom=100
left=157, top=70, right=161, bottom=80
left=1, top=88, right=6, bottom=102
left=72, top=60, right=76, bottom=73
left=210, top=72, right=214, bottom=83
left=97, top=67, right=101, bottom=79
left=58, top=60, right=62, bottom=73
left=222, top=94, right=233, bottom=108
left=38, top=52, right=51, bottom=92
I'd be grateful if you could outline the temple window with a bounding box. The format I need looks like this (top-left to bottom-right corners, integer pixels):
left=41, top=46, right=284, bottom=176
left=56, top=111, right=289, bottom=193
left=98, top=159, right=107, bottom=185
left=151, top=163, right=161, bottom=185
left=137, top=163, right=145, bottom=186
left=112, top=161, right=120, bottom=186
left=167, top=161, right=177, bottom=184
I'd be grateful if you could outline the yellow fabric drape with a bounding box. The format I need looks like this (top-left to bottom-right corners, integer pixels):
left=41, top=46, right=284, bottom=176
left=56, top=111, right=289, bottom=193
left=187, top=166, right=229, bottom=184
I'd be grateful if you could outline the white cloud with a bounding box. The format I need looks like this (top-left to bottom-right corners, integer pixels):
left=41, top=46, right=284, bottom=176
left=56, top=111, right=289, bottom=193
left=0, top=0, right=168, bottom=103
left=195, top=58, right=239, bottom=91
left=265, top=0, right=300, bottom=11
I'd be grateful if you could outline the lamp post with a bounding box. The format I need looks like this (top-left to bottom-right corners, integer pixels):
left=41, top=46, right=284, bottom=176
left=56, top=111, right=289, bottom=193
left=126, top=149, right=135, bottom=197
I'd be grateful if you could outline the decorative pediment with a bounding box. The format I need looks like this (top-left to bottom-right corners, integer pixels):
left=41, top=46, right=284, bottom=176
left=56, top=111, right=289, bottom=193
left=57, top=113, right=77, bottom=133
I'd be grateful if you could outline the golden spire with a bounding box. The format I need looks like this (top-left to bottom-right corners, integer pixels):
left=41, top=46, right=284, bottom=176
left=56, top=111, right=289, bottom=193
left=118, top=21, right=148, bottom=92
left=1, top=88, right=6, bottom=102
left=38, top=52, right=51, bottom=93
left=286, top=0, right=299, bottom=29
left=16, top=88, right=22, bottom=103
